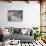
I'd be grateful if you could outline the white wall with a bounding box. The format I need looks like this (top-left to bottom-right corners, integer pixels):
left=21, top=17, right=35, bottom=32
left=0, top=1, right=40, bottom=28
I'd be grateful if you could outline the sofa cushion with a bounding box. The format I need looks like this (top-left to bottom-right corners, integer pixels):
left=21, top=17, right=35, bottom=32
left=8, top=33, right=34, bottom=43
left=21, top=28, right=27, bottom=35
left=8, top=27, right=14, bottom=34
left=14, top=28, right=21, bottom=33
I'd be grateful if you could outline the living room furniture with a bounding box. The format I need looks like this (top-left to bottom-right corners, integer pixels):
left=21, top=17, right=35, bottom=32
left=7, top=27, right=34, bottom=43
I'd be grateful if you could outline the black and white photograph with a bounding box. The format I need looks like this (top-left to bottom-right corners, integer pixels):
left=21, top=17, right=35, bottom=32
left=8, top=10, right=23, bottom=22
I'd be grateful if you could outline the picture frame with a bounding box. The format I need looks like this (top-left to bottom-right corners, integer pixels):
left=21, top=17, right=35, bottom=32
left=8, top=10, right=23, bottom=22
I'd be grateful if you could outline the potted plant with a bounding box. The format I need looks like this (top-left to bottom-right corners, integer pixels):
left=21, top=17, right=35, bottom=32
left=32, top=27, right=38, bottom=40
left=32, top=27, right=43, bottom=40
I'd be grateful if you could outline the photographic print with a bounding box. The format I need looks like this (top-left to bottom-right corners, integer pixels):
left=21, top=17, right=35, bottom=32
left=8, top=10, right=23, bottom=22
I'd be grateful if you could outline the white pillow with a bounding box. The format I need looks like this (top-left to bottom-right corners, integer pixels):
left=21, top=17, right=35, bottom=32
left=25, top=28, right=31, bottom=35
left=2, top=29, right=10, bottom=36
left=21, top=28, right=27, bottom=35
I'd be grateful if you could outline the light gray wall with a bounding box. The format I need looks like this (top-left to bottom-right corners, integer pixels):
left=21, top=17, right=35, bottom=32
left=0, top=1, right=40, bottom=28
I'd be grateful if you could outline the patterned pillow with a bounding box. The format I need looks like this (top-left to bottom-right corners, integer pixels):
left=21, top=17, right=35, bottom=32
left=8, top=27, right=14, bottom=34
left=14, top=28, right=21, bottom=33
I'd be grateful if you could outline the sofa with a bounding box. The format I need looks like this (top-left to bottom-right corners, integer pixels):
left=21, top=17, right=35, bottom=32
left=2, top=27, right=34, bottom=43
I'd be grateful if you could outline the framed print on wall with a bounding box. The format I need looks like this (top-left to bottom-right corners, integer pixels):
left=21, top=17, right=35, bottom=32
left=8, top=10, right=23, bottom=22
